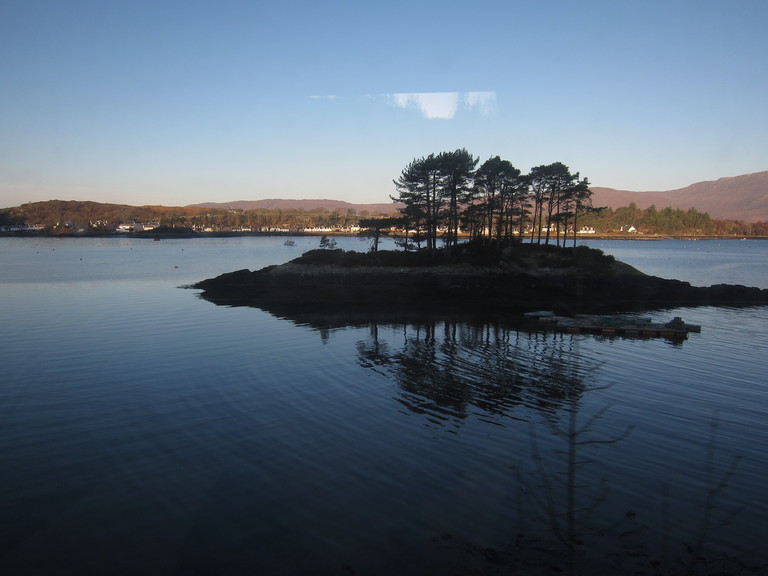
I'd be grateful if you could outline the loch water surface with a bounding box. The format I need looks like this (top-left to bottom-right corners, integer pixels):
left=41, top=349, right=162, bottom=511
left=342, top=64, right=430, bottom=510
left=1, top=237, right=767, bottom=575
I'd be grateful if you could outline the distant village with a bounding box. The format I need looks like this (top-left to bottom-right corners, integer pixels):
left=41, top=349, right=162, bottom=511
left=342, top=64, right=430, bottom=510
left=0, top=218, right=608, bottom=238
left=0, top=221, right=366, bottom=235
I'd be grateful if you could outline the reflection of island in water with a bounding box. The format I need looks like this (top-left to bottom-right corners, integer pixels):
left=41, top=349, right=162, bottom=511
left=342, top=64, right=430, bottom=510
left=200, top=294, right=606, bottom=422
left=227, top=302, right=762, bottom=571
left=197, top=294, right=763, bottom=574
left=348, top=316, right=756, bottom=574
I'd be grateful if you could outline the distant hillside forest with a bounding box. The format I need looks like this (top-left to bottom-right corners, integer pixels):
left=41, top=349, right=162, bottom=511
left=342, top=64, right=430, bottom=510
left=580, top=203, right=768, bottom=236
left=0, top=200, right=369, bottom=233
left=2, top=198, right=767, bottom=237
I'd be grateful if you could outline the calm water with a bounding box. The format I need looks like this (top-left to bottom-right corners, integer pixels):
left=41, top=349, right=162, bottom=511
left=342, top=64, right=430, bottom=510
left=1, top=236, right=767, bottom=575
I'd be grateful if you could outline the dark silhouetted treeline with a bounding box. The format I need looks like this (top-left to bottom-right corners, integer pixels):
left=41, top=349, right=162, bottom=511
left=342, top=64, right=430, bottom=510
left=392, top=151, right=593, bottom=250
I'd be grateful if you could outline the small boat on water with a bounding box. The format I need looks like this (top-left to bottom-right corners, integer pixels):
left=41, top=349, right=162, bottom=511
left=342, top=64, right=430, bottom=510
left=283, top=239, right=296, bottom=246
left=523, top=311, right=701, bottom=340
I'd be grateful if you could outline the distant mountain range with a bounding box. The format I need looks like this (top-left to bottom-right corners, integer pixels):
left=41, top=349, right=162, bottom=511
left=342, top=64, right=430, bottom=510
left=590, top=171, right=768, bottom=222
left=190, top=198, right=401, bottom=216
left=191, top=172, right=768, bottom=223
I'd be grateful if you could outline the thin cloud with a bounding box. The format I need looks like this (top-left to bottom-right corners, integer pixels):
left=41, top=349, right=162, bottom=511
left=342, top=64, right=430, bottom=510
left=390, top=92, right=459, bottom=119
left=310, top=91, right=497, bottom=119
left=389, top=91, right=496, bottom=119
left=464, top=91, right=497, bottom=116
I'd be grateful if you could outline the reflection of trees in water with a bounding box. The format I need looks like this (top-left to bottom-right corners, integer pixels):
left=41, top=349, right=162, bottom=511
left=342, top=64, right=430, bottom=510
left=356, top=320, right=634, bottom=572
left=519, top=407, right=753, bottom=575
left=518, top=391, right=633, bottom=574
left=356, top=319, right=597, bottom=426
left=356, top=320, right=756, bottom=574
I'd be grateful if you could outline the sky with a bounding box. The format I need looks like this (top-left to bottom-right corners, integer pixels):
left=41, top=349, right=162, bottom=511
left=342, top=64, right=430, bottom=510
left=1, top=0, right=767, bottom=208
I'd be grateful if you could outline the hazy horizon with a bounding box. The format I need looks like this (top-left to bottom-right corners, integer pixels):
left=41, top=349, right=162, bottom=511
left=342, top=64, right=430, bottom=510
left=2, top=1, right=767, bottom=208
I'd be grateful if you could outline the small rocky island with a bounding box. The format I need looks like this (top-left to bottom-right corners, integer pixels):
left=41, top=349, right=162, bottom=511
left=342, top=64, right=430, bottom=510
left=193, top=242, right=768, bottom=316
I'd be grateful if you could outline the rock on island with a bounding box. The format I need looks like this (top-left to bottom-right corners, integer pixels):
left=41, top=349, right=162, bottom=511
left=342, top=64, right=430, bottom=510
left=193, top=243, right=768, bottom=315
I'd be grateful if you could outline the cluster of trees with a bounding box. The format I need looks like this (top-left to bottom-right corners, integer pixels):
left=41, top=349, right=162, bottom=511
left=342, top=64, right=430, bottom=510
left=577, top=203, right=768, bottom=236
left=712, top=219, right=768, bottom=237
left=392, top=149, right=592, bottom=251
left=579, top=204, right=715, bottom=235
left=1, top=200, right=153, bottom=231
left=184, top=208, right=359, bottom=231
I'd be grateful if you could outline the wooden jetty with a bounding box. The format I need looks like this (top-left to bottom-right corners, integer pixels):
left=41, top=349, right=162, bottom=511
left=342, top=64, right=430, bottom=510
left=523, top=311, right=701, bottom=340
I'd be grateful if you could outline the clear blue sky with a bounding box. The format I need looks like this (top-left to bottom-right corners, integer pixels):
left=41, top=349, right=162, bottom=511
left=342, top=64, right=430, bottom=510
left=2, top=0, right=766, bottom=207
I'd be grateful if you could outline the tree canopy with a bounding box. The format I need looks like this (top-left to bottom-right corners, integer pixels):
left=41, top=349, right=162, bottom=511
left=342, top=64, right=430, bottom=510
left=391, top=151, right=594, bottom=251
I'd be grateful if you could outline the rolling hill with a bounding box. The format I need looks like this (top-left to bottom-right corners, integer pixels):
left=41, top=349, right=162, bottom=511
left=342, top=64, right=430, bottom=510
left=190, top=198, right=401, bottom=216
left=590, top=171, right=768, bottom=222
left=191, top=172, right=768, bottom=223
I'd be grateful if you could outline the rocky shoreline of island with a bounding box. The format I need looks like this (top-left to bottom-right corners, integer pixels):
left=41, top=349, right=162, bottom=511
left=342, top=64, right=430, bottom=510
left=192, top=244, right=768, bottom=315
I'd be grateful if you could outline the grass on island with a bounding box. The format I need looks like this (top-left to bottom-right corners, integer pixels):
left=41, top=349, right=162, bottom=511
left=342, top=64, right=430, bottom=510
left=293, top=239, right=618, bottom=273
